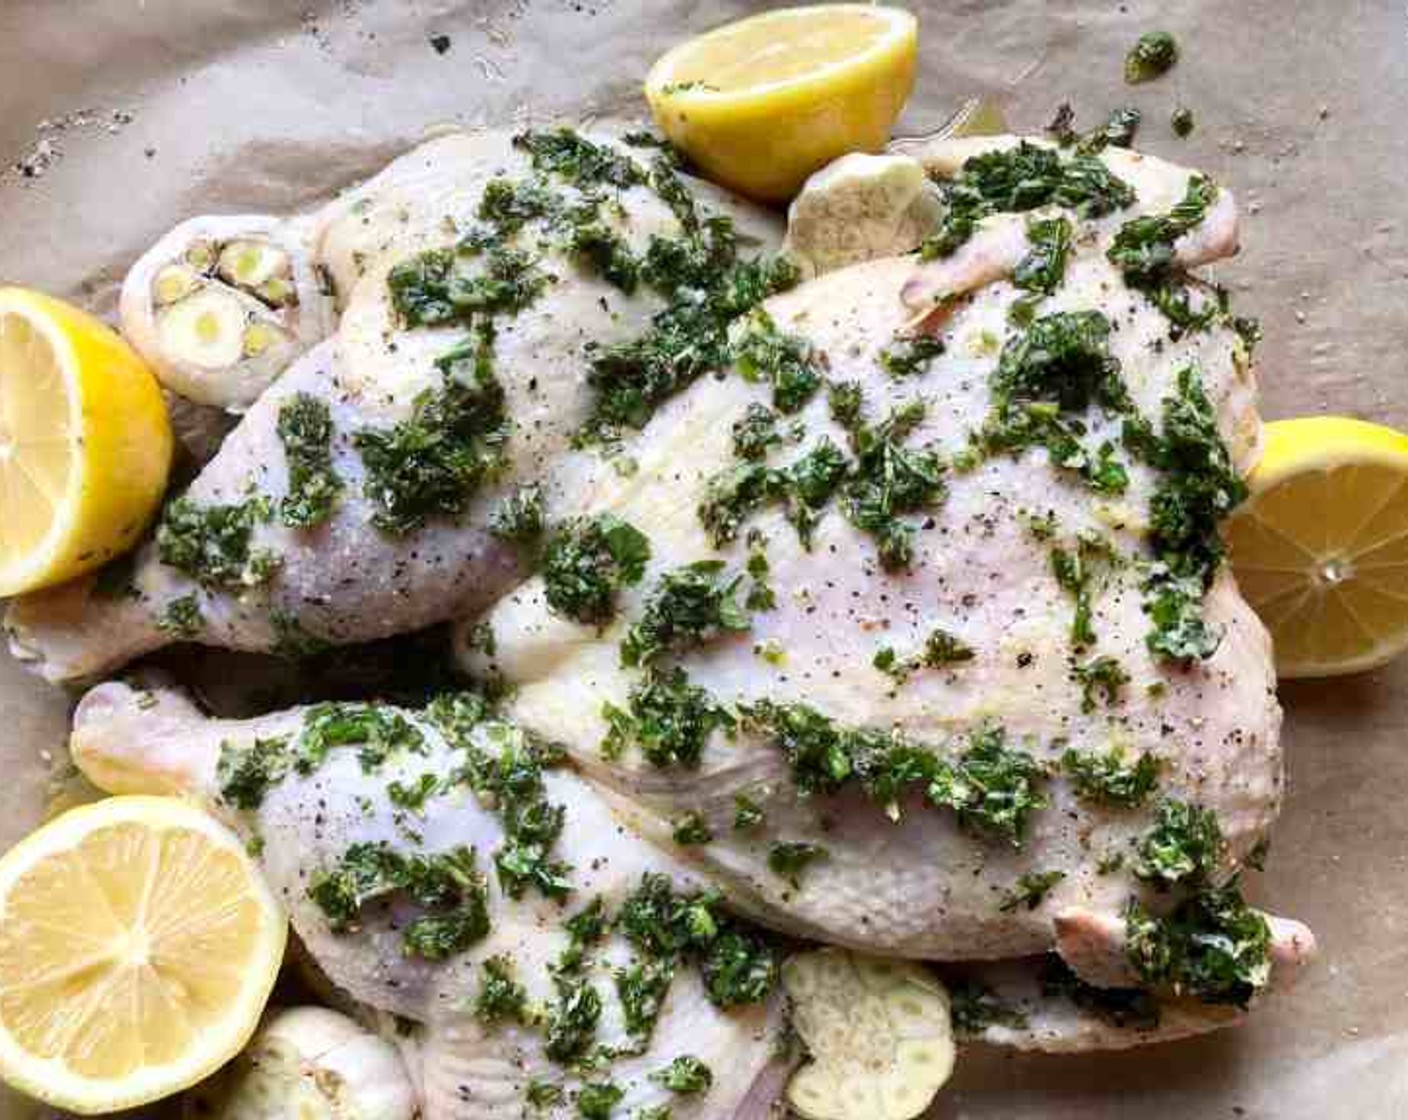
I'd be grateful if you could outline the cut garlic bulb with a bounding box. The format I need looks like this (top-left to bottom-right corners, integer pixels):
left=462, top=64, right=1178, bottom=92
left=782, top=153, right=942, bottom=279
left=120, top=214, right=334, bottom=411
left=182, top=1006, right=417, bottom=1120
left=783, top=949, right=955, bottom=1120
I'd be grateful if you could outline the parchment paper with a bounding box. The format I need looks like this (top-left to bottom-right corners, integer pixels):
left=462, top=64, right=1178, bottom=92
left=2, top=2, right=1407, bottom=1117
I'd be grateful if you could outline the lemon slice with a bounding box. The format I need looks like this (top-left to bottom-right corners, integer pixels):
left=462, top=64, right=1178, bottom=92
left=0, top=287, right=172, bottom=597
left=645, top=5, right=918, bottom=202
left=0, top=796, right=286, bottom=1114
left=1227, top=416, right=1408, bottom=678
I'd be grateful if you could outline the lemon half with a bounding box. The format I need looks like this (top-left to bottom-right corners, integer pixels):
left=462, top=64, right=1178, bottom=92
left=1227, top=416, right=1408, bottom=678
left=0, top=797, right=286, bottom=1114
left=0, top=287, right=172, bottom=597
left=645, top=5, right=918, bottom=202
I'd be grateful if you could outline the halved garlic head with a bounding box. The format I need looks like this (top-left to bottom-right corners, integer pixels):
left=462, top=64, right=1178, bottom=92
left=783, top=949, right=955, bottom=1120
left=120, top=214, right=335, bottom=411
left=782, top=153, right=942, bottom=279
left=183, top=1006, right=417, bottom=1120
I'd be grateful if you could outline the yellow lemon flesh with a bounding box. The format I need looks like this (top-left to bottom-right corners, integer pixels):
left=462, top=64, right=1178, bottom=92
left=0, top=287, right=172, bottom=597
left=645, top=4, right=918, bottom=202
left=1227, top=416, right=1408, bottom=678
left=0, top=797, right=286, bottom=1114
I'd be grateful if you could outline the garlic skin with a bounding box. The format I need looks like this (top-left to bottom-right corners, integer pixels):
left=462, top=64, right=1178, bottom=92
left=782, top=153, right=943, bottom=279
left=183, top=1006, right=418, bottom=1120
left=120, top=214, right=334, bottom=411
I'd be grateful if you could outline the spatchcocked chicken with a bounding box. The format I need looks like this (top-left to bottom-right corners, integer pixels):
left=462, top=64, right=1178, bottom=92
left=21, top=126, right=1314, bottom=1117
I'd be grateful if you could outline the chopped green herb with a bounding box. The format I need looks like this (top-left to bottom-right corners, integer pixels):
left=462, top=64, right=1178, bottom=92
left=767, top=841, right=828, bottom=887
left=671, top=811, right=713, bottom=846
left=1013, top=216, right=1073, bottom=296
left=843, top=401, right=947, bottom=570
left=615, top=958, right=675, bottom=1040
left=387, top=244, right=550, bottom=329
left=422, top=691, right=491, bottom=746
left=387, top=772, right=440, bottom=812
left=1171, top=106, right=1195, bottom=137
left=1108, top=175, right=1217, bottom=288
left=544, top=977, right=604, bottom=1063
left=157, top=495, right=278, bottom=590
left=298, top=703, right=426, bottom=774
left=269, top=608, right=331, bottom=659
left=600, top=667, right=736, bottom=769
left=1040, top=955, right=1159, bottom=1029
left=1050, top=533, right=1119, bottom=648
left=475, top=955, right=528, bottom=1026
left=575, top=1082, right=624, bottom=1120
left=217, top=736, right=291, bottom=810
left=999, top=869, right=1066, bottom=912
left=1076, top=107, right=1142, bottom=155
left=277, top=393, right=342, bottom=528
left=1071, top=655, right=1130, bottom=712
left=526, top=1080, right=564, bottom=1109
left=878, top=334, right=945, bottom=379
left=354, top=324, right=509, bottom=535
left=568, top=222, right=640, bottom=293
left=543, top=514, right=652, bottom=625
left=156, top=593, right=203, bottom=638
left=1124, top=884, right=1270, bottom=1007
left=874, top=627, right=975, bottom=683
left=652, top=1056, right=712, bottom=1095
left=1125, top=31, right=1178, bottom=84
left=513, top=128, right=645, bottom=190
left=732, top=403, right=781, bottom=460
left=307, top=843, right=490, bottom=959
left=620, top=560, right=750, bottom=667
left=920, top=142, right=1135, bottom=260
left=488, top=484, right=545, bottom=543
left=1061, top=746, right=1160, bottom=807
left=733, top=793, right=765, bottom=831
left=1135, top=798, right=1224, bottom=887
left=731, top=311, right=823, bottom=414
left=948, top=979, right=1028, bottom=1035
left=927, top=727, right=1049, bottom=846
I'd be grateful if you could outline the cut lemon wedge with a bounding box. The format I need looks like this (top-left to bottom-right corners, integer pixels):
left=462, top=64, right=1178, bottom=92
left=0, top=796, right=286, bottom=1114
left=0, top=287, right=172, bottom=597
left=1227, top=416, right=1408, bottom=678
left=644, top=5, right=918, bottom=202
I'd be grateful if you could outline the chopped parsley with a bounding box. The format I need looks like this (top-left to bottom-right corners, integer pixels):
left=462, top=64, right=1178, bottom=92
left=156, top=593, right=203, bottom=638
left=513, top=128, right=645, bottom=191
left=1071, top=655, right=1130, bottom=712
left=575, top=1082, right=623, bottom=1119
left=671, top=811, right=713, bottom=846
left=1134, top=798, right=1224, bottom=887
left=600, top=667, right=735, bottom=768
left=1108, top=175, right=1217, bottom=289
left=387, top=772, right=440, bottom=812
left=873, top=627, right=975, bottom=683
left=843, top=401, right=947, bottom=570
left=652, top=1056, right=712, bottom=1094
left=1172, top=107, right=1196, bottom=138
left=731, top=311, right=824, bottom=414
left=1124, top=885, right=1270, bottom=1007
left=1125, top=31, right=1179, bottom=84
left=732, top=402, right=782, bottom=460
left=927, top=727, right=1050, bottom=846
left=526, top=1080, right=564, bottom=1109
left=1061, top=746, right=1160, bottom=807
left=878, top=334, right=945, bottom=379
left=1076, top=107, right=1142, bottom=155
left=948, top=979, right=1028, bottom=1035
left=307, top=843, right=490, bottom=960
left=733, top=793, right=765, bottom=831
left=616, top=873, right=778, bottom=1008
left=620, top=560, right=750, bottom=667
left=920, top=142, right=1135, bottom=260
left=542, top=514, right=651, bottom=625
left=270, top=608, right=331, bottom=659
left=567, top=221, right=640, bottom=292
left=387, top=244, right=551, bottom=329
left=277, top=393, right=342, bottom=528
left=998, top=869, right=1066, bottom=912
left=1040, top=955, right=1159, bottom=1029
left=1013, top=216, right=1073, bottom=296
left=475, top=955, right=528, bottom=1026
left=1050, top=533, right=1119, bottom=648
left=488, top=483, right=545, bottom=543
left=216, top=736, right=291, bottom=810
left=615, top=957, right=675, bottom=1040
left=544, top=977, right=603, bottom=1063
left=354, top=323, right=509, bottom=535
left=768, top=841, right=828, bottom=887
left=298, top=703, right=426, bottom=774
left=157, top=495, right=278, bottom=590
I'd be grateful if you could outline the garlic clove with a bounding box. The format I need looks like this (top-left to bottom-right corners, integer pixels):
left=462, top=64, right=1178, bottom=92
left=218, top=240, right=293, bottom=292
left=153, top=264, right=202, bottom=307
left=183, top=1006, right=418, bottom=1120
left=156, top=288, right=248, bottom=371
